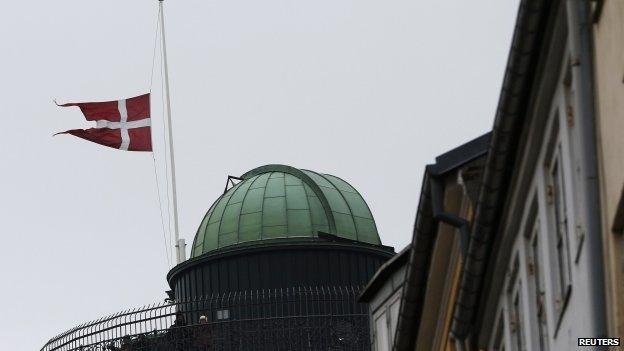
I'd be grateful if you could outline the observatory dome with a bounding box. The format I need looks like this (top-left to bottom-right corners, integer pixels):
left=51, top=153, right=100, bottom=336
left=190, top=164, right=381, bottom=257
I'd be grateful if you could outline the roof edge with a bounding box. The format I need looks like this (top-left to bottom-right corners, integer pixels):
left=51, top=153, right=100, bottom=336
left=359, top=244, right=411, bottom=302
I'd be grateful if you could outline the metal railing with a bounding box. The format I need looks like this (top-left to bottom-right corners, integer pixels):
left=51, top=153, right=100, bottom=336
left=41, top=286, right=370, bottom=351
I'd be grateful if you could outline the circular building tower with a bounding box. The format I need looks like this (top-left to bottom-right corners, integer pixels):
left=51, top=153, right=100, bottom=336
left=168, top=164, right=393, bottom=299
left=166, top=165, right=393, bottom=349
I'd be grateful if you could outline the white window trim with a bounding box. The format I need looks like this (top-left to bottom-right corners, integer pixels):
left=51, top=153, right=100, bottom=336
left=488, top=304, right=508, bottom=351
left=541, top=112, right=574, bottom=334
left=371, top=288, right=401, bottom=351
left=525, top=215, right=551, bottom=351
left=485, top=25, right=586, bottom=351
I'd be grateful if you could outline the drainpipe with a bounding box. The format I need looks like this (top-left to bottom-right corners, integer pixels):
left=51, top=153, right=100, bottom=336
left=565, top=0, right=607, bottom=337
left=429, top=168, right=470, bottom=257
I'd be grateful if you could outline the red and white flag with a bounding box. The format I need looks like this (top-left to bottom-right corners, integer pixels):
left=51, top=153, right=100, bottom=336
left=56, top=93, right=152, bottom=151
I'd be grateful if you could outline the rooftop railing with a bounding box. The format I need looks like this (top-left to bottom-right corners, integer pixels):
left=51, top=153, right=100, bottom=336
left=41, top=286, right=369, bottom=351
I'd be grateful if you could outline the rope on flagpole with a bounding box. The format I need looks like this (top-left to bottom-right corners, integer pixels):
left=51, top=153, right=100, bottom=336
left=152, top=155, right=172, bottom=268
left=149, top=5, right=162, bottom=93
left=148, top=4, right=173, bottom=268
left=159, top=23, right=175, bottom=264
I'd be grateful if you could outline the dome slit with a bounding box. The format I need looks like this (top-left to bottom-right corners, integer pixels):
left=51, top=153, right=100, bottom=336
left=316, top=172, right=359, bottom=242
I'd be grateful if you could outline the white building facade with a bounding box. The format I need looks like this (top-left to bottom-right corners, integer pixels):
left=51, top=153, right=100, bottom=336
left=476, top=1, right=607, bottom=349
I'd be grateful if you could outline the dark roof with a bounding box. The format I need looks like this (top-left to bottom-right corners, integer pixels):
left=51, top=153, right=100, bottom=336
left=430, top=133, right=491, bottom=175
left=359, top=244, right=411, bottom=302
left=392, top=132, right=490, bottom=351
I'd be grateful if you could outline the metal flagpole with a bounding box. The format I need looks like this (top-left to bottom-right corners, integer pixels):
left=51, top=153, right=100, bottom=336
left=158, top=0, right=185, bottom=264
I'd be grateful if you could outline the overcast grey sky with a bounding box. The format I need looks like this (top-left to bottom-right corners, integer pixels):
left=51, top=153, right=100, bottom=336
left=0, top=1, right=519, bottom=349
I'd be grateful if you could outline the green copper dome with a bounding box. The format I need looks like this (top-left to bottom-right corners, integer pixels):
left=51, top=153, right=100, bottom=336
left=190, top=165, right=381, bottom=257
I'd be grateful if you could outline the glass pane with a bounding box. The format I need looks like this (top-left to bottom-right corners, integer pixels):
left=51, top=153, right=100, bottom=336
left=375, top=313, right=389, bottom=351
left=389, top=299, right=401, bottom=339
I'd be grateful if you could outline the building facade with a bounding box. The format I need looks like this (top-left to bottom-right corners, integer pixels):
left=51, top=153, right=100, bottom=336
left=591, top=0, right=624, bottom=340
left=365, top=1, right=623, bottom=350
left=359, top=245, right=409, bottom=351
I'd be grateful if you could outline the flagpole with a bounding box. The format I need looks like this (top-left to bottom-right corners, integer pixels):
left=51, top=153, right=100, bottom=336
left=159, top=0, right=185, bottom=264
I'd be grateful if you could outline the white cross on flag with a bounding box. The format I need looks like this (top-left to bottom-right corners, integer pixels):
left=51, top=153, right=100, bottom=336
left=56, top=93, right=152, bottom=151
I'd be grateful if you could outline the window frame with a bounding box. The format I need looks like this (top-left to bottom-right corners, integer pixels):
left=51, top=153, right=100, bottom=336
left=506, top=256, right=527, bottom=351
left=525, top=216, right=550, bottom=351
left=371, top=289, right=401, bottom=351
left=542, top=115, right=573, bottom=332
left=489, top=308, right=508, bottom=351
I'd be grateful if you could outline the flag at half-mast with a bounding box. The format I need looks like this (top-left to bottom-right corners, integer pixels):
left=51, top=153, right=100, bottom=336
left=56, top=93, right=152, bottom=151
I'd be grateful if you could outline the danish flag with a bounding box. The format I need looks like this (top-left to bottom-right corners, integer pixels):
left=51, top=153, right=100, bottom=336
left=56, top=93, right=152, bottom=151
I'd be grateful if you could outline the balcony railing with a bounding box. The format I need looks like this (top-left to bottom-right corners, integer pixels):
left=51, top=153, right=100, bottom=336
left=41, top=286, right=370, bottom=351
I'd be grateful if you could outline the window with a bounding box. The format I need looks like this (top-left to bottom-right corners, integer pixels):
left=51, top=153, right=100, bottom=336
left=562, top=63, right=585, bottom=261
left=545, top=127, right=572, bottom=320
left=507, top=258, right=526, bottom=351
left=216, top=309, right=229, bottom=320
left=374, top=312, right=389, bottom=351
left=490, top=314, right=506, bottom=351
left=372, top=291, right=400, bottom=351
left=527, top=220, right=549, bottom=351
left=388, top=296, right=400, bottom=340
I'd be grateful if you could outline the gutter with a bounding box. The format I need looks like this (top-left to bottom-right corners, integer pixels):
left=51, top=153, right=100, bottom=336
left=450, top=0, right=552, bottom=339
left=393, top=172, right=436, bottom=351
